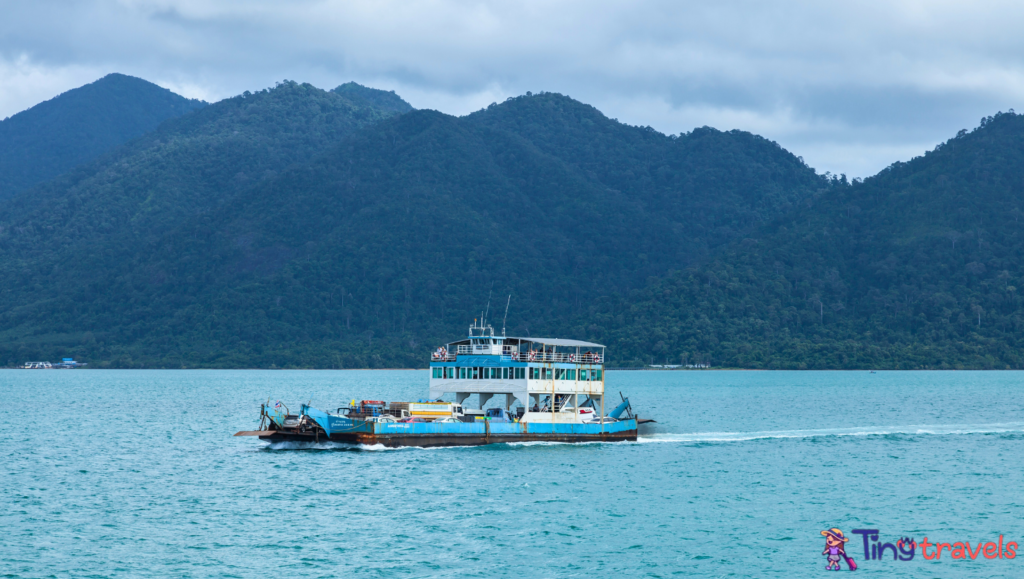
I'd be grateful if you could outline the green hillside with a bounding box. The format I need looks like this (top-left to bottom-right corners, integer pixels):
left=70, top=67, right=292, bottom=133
left=585, top=112, right=1024, bottom=369
left=0, top=73, right=206, bottom=201
left=332, top=82, right=414, bottom=115
left=0, top=90, right=822, bottom=368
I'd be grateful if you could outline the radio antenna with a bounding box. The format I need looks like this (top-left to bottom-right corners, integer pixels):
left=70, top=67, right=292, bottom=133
left=502, top=295, right=511, bottom=337
left=483, top=289, right=492, bottom=328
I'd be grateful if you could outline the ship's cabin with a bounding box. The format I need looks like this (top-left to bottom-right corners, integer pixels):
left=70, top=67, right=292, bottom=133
left=428, top=320, right=607, bottom=424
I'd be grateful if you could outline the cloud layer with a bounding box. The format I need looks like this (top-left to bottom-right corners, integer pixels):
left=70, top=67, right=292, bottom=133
left=4, top=0, right=1024, bottom=177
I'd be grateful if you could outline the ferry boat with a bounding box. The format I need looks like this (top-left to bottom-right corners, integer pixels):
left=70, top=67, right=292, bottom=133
left=236, top=320, right=644, bottom=447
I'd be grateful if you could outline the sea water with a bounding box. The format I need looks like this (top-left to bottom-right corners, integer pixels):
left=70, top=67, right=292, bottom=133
left=2, top=369, right=1023, bottom=578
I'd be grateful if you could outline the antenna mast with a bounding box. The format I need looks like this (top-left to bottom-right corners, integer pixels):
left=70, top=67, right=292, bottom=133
left=483, top=289, right=492, bottom=328
left=502, top=295, right=511, bottom=337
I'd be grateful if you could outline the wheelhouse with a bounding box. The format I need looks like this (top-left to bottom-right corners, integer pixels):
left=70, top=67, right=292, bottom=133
left=428, top=319, right=607, bottom=423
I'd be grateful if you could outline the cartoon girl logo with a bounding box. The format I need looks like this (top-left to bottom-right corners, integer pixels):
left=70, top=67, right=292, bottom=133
left=821, top=528, right=857, bottom=571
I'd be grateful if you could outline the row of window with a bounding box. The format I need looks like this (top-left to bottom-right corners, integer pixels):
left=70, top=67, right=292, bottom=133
left=530, top=368, right=602, bottom=381
left=432, top=367, right=525, bottom=380
left=430, top=367, right=603, bottom=381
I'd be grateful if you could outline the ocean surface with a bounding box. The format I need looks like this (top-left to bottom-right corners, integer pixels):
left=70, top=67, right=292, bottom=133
left=3, top=369, right=1024, bottom=578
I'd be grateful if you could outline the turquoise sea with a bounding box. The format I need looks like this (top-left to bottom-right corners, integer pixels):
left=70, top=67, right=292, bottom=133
left=3, top=369, right=1024, bottom=578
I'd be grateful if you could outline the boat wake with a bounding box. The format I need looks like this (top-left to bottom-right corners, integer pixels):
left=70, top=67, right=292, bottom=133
left=261, top=440, right=456, bottom=452
left=255, top=422, right=1024, bottom=451
left=263, top=440, right=363, bottom=451
left=637, top=422, right=1024, bottom=444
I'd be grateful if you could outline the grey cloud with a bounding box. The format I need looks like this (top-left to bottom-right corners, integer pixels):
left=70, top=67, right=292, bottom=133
left=3, top=0, right=1024, bottom=177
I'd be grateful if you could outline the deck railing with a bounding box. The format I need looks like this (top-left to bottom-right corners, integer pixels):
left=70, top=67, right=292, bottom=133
left=502, top=352, right=603, bottom=364
left=432, top=348, right=603, bottom=364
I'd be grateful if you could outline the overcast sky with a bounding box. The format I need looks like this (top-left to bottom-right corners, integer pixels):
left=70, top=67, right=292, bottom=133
left=3, top=0, right=1023, bottom=177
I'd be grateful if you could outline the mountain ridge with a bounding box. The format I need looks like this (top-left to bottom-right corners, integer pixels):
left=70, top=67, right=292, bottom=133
left=581, top=111, right=1024, bottom=369
left=0, top=73, right=206, bottom=201
left=0, top=87, right=822, bottom=368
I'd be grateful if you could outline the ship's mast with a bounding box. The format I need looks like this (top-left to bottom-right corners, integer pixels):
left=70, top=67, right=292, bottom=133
left=502, top=295, right=511, bottom=337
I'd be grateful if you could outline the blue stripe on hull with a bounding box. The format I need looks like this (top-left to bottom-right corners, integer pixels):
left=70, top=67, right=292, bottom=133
left=261, top=417, right=638, bottom=447
left=374, top=420, right=635, bottom=436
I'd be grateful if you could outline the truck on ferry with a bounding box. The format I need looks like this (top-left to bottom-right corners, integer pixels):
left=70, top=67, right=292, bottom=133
left=236, top=320, right=645, bottom=447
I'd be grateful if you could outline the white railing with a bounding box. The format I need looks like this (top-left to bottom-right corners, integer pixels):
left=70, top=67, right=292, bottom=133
left=436, top=347, right=602, bottom=364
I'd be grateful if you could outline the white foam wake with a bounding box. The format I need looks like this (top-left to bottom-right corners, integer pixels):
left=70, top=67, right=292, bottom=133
left=637, top=422, right=1024, bottom=444
left=263, top=440, right=456, bottom=451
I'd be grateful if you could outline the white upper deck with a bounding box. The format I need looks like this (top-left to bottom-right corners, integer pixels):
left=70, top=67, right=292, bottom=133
left=428, top=319, right=608, bottom=421
left=432, top=319, right=605, bottom=364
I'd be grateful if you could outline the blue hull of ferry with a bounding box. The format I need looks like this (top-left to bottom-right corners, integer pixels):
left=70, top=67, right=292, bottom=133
left=258, top=412, right=638, bottom=447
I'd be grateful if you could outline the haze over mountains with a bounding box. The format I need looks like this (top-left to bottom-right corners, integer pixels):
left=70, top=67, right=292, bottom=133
left=0, top=75, right=1020, bottom=369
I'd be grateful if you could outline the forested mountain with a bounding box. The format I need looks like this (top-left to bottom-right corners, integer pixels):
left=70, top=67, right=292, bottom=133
left=0, top=73, right=205, bottom=201
left=332, top=82, right=414, bottom=115
left=585, top=112, right=1024, bottom=369
left=0, top=88, right=821, bottom=368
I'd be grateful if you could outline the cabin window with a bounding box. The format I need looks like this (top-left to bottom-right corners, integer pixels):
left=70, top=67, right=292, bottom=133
left=582, top=370, right=591, bottom=381
left=458, top=367, right=465, bottom=379
left=569, top=369, right=576, bottom=380
left=492, top=368, right=499, bottom=379
left=595, top=370, right=603, bottom=380
left=472, top=367, right=479, bottom=379
left=554, top=369, right=564, bottom=380
left=544, top=368, right=553, bottom=380
left=518, top=368, right=525, bottom=379
left=501, top=368, right=508, bottom=379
